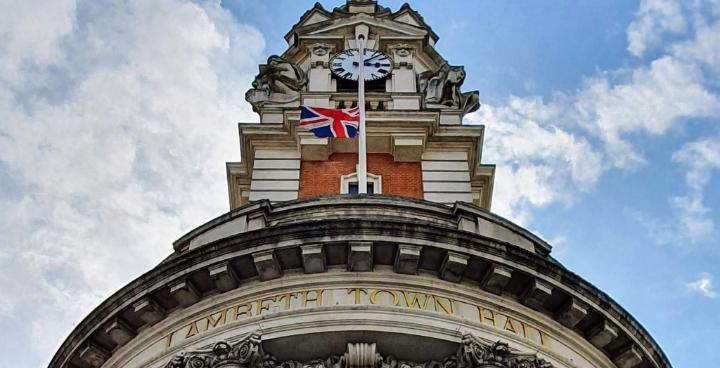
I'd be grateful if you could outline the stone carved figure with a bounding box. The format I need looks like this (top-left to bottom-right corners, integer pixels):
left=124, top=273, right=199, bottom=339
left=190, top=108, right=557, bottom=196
left=164, top=333, right=553, bottom=368
left=391, top=44, right=413, bottom=57
left=417, top=64, right=480, bottom=115
left=311, top=43, right=332, bottom=57
left=245, top=55, right=308, bottom=111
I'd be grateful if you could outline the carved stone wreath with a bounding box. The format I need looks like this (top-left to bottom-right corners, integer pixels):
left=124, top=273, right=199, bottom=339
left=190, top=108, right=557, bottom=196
left=164, top=332, right=553, bottom=368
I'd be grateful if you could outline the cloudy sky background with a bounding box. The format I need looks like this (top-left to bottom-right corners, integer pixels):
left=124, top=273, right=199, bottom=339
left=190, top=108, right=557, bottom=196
left=0, top=0, right=718, bottom=366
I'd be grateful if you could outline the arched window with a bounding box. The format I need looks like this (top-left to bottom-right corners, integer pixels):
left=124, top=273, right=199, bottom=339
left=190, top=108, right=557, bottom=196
left=340, top=172, right=382, bottom=194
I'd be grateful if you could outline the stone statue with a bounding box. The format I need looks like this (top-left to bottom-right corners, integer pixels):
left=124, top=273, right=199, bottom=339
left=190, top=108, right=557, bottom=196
left=245, top=55, right=308, bottom=111
left=417, top=64, right=480, bottom=115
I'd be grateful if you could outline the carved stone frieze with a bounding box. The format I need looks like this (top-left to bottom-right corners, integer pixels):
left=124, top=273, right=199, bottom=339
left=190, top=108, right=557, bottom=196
left=417, top=64, right=480, bottom=115
left=164, top=333, right=553, bottom=368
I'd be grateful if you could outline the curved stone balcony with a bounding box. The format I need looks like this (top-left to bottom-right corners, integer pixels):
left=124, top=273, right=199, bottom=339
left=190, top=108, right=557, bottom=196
left=49, top=195, right=671, bottom=368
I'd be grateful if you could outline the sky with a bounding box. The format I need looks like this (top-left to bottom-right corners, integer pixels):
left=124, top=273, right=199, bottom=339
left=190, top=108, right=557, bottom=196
left=0, top=0, right=718, bottom=367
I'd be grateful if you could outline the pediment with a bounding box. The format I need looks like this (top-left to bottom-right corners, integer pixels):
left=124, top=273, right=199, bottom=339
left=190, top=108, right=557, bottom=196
left=393, top=12, right=421, bottom=27
left=301, top=10, right=332, bottom=27
left=303, top=14, right=429, bottom=38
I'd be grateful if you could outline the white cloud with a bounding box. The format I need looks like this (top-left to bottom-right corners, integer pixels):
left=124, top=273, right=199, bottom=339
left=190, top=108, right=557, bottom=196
left=0, top=0, right=264, bottom=364
left=686, top=273, right=718, bottom=298
left=0, top=0, right=76, bottom=87
left=472, top=0, right=720, bottom=232
left=575, top=56, right=720, bottom=168
left=671, top=136, right=720, bottom=242
left=628, top=136, right=719, bottom=245
left=467, top=97, right=604, bottom=224
left=627, top=0, right=686, bottom=57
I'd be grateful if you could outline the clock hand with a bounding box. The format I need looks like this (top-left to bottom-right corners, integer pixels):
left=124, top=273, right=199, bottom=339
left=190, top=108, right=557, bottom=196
left=354, top=53, right=379, bottom=67
left=365, top=53, right=382, bottom=63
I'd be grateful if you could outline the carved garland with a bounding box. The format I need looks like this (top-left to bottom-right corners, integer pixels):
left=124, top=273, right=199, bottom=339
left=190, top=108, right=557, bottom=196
left=164, top=333, right=554, bottom=368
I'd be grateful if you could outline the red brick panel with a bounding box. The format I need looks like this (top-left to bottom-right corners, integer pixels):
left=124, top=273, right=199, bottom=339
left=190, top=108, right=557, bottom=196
left=298, top=153, right=423, bottom=199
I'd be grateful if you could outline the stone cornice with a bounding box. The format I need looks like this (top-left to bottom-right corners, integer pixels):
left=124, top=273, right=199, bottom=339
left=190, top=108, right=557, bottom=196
left=50, top=197, right=671, bottom=368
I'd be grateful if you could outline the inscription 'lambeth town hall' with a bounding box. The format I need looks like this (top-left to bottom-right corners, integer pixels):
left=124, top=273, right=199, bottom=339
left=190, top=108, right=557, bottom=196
left=163, top=288, right=548, bottom=348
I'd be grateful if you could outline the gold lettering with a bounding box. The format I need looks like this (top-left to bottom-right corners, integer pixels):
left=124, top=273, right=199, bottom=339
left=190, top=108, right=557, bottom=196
left=369, top=289, right=399, bottom=306
left=539, top=330, right=547, bottom=346
left=477, top=306, right=498, bottom=327
left=164, top=332, right=173, bottom=348
left=348, top=288, right=368, bottom=304
left=503, top=317, right=519, bottom=334
left=277, top=293, right=299, bottom=310
left=185, top=322, right=199, bottom=339
left=433, top=296, right=454, bottom=315
left=205, top=310, right=227, bottom=329
left=402, top=291, right=429, bottom=310
left=521, top=321, right=529, bottom=339
left=302, top=290, right=323, bottom=308
left=257, top=296, right=276, bottom=315
left=232, top=303, right=253, bottom=320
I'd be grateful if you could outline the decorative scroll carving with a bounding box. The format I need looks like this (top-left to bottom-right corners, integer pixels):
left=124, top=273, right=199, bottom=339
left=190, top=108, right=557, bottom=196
left=417, top=64, right=480, bottom=115
left=164, top=333, right=553, bottom=368
left=245, top=55, right=308, bottom=111
left=164, top=332, right=266, bottom=368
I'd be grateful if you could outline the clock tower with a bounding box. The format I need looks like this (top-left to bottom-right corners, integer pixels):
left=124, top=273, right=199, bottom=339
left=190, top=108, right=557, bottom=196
left=229, top=0, right=495, bottom=210
left=49, top=2, right=672, bottom=368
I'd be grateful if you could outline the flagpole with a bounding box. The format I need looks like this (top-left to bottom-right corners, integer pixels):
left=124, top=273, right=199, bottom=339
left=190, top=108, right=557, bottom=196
left=357, top=35, right=368, bottom=194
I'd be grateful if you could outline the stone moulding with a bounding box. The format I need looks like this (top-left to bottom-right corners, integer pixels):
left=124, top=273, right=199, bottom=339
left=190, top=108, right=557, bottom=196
left=47, top=196, right=672, bottom=368
left=172, top=195, right=551, bottom=256
left=164, top=332, right=554, bottom=368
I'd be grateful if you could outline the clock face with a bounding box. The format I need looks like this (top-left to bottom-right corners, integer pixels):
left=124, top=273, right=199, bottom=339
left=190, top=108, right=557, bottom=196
left=330, top=49, right=393, bottom=81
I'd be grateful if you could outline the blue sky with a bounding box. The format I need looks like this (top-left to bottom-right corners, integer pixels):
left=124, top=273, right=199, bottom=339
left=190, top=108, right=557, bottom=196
left=0, top=0, right=718, bottom=367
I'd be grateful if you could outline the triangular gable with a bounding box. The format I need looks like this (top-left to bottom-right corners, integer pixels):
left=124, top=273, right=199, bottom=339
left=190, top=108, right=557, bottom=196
left=394, top=13, right=421, bottom=27
left=305, top=14, right=428, bottom=38
left=302, top=11, right=332, bottom=27
left=391, top=4, right=439, bottom=42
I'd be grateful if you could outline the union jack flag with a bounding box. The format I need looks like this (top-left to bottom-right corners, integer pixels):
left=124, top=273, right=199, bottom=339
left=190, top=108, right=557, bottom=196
left=299, top=106, right=360, bottom=138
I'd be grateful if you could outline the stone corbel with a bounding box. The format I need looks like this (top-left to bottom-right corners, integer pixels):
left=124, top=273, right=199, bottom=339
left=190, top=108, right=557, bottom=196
left=79, top=342, right=110, bottom=368
left=301, top=244, right=327, bottom=274
left=439, top=251, right=469, bottom=283
left=613, top=345, right=643, bottom=368
left=556, top=298, right=588, bottom=328
left=480, top=263, right=513, bottom=295
left=520, top=279, right=553, bottom=311
left=208, top=261, right=240, bottom=293
left=253, top=250, right=282, bottom=281
left=104, top=318, right=136, bottom=347
left=587, top=320, right=618, bottom=349
left=394, top=244, right=421, bottom=275
left=299, top=131, right=330, bottom=161
left=348, top=242, right=373, bottom=272
left=169, top=278, right=201, bottom=308
left=133, top=297, right=166, bottom=326
left=391, top=134, right=425, bottom=162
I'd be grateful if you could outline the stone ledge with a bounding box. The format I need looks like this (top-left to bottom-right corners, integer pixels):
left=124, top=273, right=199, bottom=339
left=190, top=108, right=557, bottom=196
left=48, top=206, right=671, bottom=368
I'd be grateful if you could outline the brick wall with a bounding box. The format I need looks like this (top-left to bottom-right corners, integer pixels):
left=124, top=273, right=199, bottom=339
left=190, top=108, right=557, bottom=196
left=298, top=153, right=423, bottom=199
